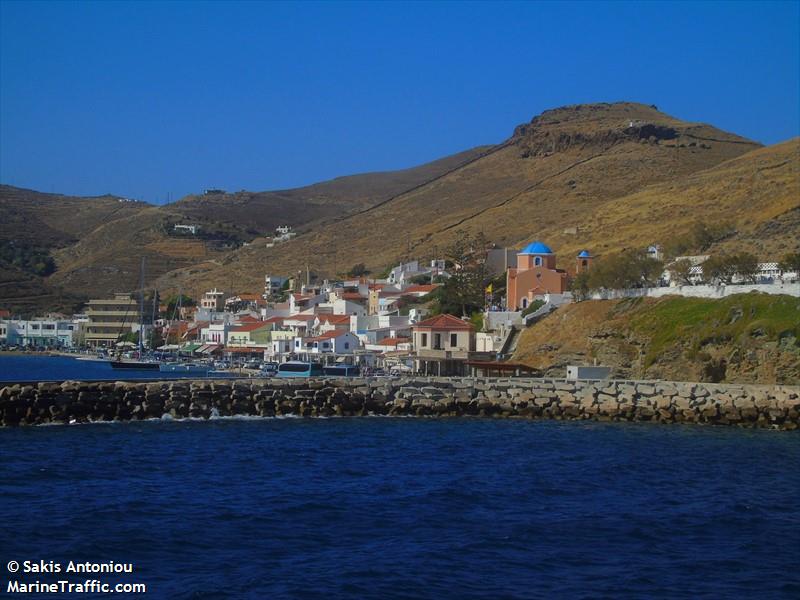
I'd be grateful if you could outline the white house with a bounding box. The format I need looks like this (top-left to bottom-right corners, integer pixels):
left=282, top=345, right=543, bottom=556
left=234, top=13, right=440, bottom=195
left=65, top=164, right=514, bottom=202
left=3, top=320, right=77, bottom=348
left=294, top=330, right=360, bottom=357
left=200, top=322, right=230, bottom=345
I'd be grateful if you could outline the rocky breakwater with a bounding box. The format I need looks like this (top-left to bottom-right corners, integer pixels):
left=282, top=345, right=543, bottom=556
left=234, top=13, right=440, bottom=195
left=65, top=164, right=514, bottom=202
left=0, top=378, right=798, bottom=429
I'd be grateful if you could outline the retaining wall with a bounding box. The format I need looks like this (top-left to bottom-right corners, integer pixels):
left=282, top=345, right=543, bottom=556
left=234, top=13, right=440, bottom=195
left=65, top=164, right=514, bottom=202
left=590, top=281, right=799, bottom=300
left=1, top=378, right=798, bottom=429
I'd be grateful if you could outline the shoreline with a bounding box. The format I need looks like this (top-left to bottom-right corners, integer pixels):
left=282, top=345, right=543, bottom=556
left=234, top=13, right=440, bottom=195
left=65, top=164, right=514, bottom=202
left=1, top=377, right=797, bottom=429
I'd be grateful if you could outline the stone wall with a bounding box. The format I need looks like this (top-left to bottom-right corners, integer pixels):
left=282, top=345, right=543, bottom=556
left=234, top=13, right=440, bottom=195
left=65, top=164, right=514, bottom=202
left=1, top=378, right=798, bottom=429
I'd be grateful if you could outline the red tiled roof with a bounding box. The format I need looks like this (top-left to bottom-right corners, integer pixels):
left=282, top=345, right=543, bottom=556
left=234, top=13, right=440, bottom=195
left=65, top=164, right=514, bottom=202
left=375, top=337, right=410, bottom=347
left=262, top=316, right=285, bottom=324
left=320, top=314, right=351, bottom=325
left=285, top=314, right=316, bottom=321
left=341, top=292, right=366, bottom=301
left=0, top=309, right=11, bottom=318
left=306, top=330, right=351, bottom=342
left=413, top=314, right=473, bottom=330
left=187, top=320, right=210, bottom=331
left=236, top=315, right=260, bottom=323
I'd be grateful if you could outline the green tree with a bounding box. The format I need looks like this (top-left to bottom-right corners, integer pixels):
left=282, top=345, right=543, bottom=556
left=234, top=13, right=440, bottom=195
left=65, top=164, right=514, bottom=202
left=433, top=230, right=490, bottom=316
left=779, top=252, right=800, bottom=274
left=702, top=255, right=737, bottom=284
left=570, top=270, right=591, bottom=301
left=667, top=258, right=695, bottom=286
left=730, top=252, right=759, bottom=284
left=587, top=250, right=664, bottom=290
left=348, top=263, right=368, bottom=277
left=166, top=294, right=195, bottom=317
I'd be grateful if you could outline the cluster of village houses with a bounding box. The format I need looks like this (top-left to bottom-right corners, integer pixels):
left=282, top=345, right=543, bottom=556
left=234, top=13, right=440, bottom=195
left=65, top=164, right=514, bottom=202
left=1, top=240, right=797, bottom=376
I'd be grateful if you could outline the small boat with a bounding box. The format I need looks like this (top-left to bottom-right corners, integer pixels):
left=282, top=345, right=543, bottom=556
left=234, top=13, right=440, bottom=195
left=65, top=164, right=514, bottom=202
left=110, top=360, right=160, bottom=370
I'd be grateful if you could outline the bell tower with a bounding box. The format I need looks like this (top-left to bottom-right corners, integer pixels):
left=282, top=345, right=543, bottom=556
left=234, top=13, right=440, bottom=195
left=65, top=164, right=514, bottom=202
left=576, top=250, right=593, bottom=274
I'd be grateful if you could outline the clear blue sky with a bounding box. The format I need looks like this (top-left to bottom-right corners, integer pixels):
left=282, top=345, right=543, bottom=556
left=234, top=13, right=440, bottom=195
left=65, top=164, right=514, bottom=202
left=1, top=1, right=798, bottom=204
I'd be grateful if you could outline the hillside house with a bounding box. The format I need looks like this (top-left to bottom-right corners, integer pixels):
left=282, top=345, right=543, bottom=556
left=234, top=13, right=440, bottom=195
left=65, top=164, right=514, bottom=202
left=411, top=314, right=491, bottom=376
left=200, top=288, right=228, bottom=311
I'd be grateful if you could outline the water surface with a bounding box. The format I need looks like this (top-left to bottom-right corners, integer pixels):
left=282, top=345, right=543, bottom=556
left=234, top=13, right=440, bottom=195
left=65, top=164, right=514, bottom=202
left=1, top=418, right=798, bottom=599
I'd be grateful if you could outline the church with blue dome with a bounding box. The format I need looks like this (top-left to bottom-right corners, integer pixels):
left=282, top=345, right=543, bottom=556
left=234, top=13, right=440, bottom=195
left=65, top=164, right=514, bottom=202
left=506, top=240, right=593, bottom=310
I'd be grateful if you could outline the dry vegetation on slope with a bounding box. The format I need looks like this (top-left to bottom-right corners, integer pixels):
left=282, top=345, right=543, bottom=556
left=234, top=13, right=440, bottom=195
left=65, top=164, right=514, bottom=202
left=155, top=102, right=767, bottom=297
left=0, top=147, right=490, bottom=309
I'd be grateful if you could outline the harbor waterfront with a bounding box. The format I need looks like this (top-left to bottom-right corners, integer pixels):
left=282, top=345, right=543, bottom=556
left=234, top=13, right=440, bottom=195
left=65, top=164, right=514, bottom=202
left=1, top=370, right=798, bottom=429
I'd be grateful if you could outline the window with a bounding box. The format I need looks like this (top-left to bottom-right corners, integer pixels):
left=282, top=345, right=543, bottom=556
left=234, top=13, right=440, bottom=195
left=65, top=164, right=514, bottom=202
left=433, top=333, right=442, bottom=350
left=31, top=324, right=40, bottom=330
left=450, top=333, right=458, bottom=347
left=344, top=342, right=349, bottom=350
left=522, top=298, right=528, bottom=309
left=534, top=256, right=542, bottom=266
left=582, top=260, right=588, bottom=267
left=421, top=333, right=428, bottom=347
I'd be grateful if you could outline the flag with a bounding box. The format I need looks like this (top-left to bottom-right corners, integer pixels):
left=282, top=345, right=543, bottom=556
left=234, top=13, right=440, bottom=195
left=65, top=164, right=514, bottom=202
left=485, top=284, right=493, bottom=294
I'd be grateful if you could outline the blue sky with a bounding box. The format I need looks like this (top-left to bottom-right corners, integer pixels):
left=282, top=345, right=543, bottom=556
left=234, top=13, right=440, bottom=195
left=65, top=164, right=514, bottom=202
left=1, top=1, right=798, bottom=203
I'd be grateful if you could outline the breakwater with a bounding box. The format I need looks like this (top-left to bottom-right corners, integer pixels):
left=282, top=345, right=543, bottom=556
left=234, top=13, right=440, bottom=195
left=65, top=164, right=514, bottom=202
left=1, top=377, right=798, bottom=429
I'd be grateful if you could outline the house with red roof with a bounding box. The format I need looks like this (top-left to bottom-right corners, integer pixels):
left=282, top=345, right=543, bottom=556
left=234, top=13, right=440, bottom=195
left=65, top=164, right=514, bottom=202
left=316, top=314, right=353, bottom=334
left=411, top=314, right=492, bottom=375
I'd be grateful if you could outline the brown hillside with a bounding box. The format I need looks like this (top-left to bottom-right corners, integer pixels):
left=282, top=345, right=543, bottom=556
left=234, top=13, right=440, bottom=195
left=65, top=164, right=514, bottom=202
left=33, top=146, right=492, bottom=300
left=169, top=146, right=492, bottom=235
left=0, top=185, right=150, bottom=247
left=155, top=102, right=765, bottom=297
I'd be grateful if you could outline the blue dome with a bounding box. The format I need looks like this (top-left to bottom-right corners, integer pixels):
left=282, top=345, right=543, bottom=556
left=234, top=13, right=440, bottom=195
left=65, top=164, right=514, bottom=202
left=520, top=241, right=553, bottom=255
left=577, top=250, right=591, bottom=258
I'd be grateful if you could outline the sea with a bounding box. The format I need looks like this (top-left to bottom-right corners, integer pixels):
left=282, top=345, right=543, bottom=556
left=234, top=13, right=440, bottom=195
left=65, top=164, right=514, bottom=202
left=1, top=356, right=799, bottom=599
left=0, top=354, right=233, bottom=383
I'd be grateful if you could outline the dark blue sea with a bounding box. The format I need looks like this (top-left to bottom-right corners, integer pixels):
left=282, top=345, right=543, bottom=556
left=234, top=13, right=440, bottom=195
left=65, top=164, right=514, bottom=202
left=1, top=415, right=799, bottom=599
left=0, top=355, right=231, bottom=383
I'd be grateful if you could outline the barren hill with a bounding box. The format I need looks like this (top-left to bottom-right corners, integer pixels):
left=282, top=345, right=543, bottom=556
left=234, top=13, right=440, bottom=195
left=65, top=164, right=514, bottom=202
left=0, top=147, right=490, bottom=312
left=155, top=102, right=770, bottom=297
left=3, top=101, right=796, bottom=315
left=0, top=185, right=151, bottom=247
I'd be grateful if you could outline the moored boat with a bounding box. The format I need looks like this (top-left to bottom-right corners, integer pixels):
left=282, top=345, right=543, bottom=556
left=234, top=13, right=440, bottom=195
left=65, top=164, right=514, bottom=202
left=110, top=360, right=160, bottom=370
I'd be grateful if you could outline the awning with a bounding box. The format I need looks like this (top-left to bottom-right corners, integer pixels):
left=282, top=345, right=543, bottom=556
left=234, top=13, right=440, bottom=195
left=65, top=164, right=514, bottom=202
left=198, top=344, right=222, bottom=354
left=225, top=346, right=265, bottom=354
left=181, top=343, right=202, bottom=353
left=157, top=344, right=181, bottom=351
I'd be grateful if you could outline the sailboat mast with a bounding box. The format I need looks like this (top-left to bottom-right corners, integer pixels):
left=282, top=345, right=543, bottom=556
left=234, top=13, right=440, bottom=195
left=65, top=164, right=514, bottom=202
left=139, top=257, right=145, bottom=357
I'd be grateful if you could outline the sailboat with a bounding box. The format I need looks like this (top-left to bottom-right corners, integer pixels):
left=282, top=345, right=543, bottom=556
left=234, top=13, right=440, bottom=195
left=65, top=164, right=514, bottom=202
left=111, top=258, right=159, bottom=370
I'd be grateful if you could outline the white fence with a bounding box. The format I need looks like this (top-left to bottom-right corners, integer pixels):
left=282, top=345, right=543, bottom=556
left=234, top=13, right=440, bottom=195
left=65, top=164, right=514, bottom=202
left=590, top=282, right=800, bottom=301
